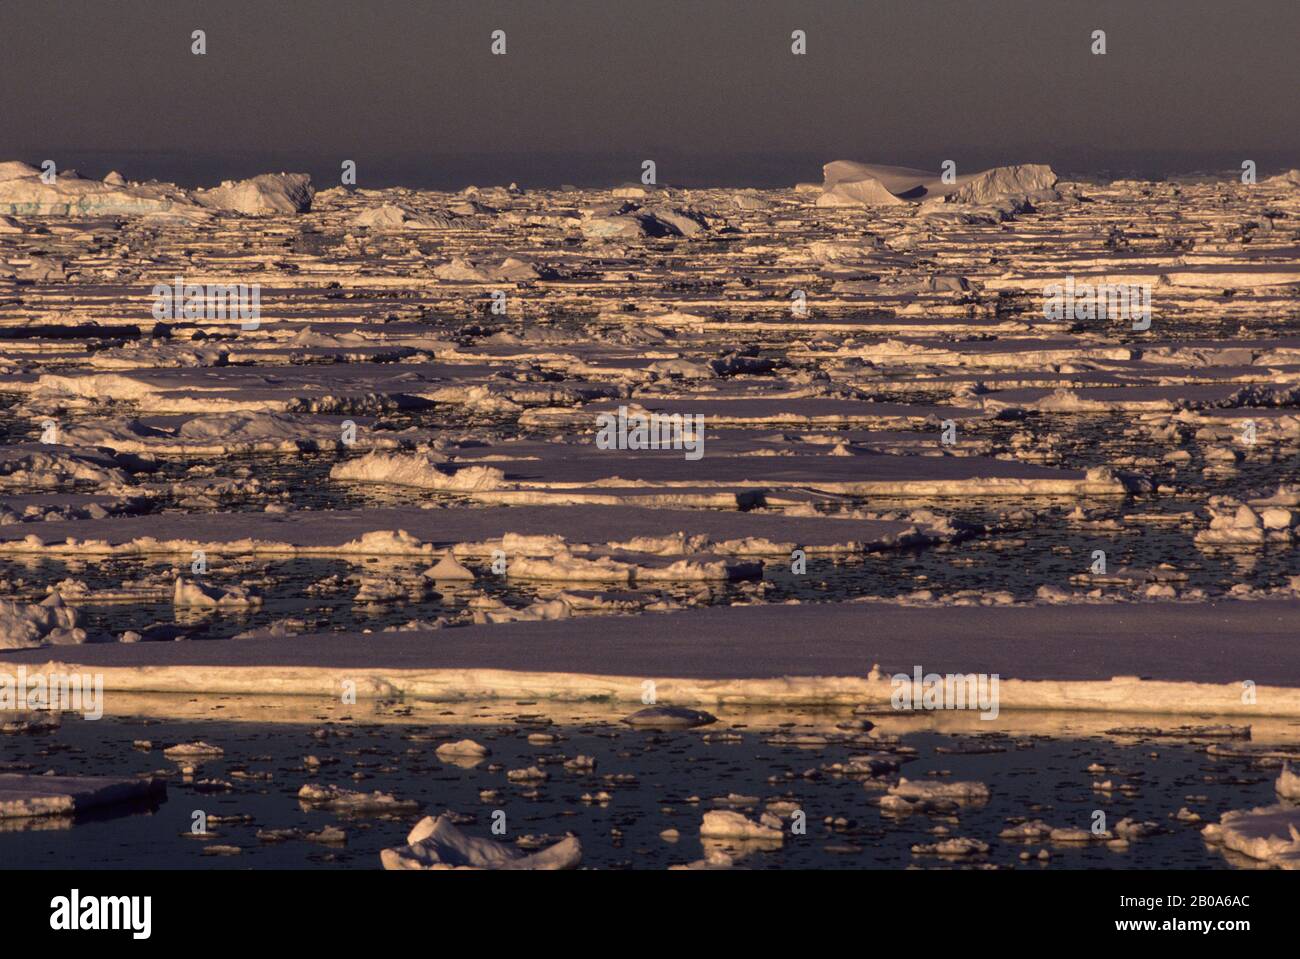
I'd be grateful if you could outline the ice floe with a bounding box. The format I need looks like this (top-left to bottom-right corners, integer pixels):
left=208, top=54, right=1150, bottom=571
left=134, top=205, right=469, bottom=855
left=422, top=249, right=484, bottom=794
left=1202, top=805, right=1300, bottom=868
left=0, top=593, right=85, bottom=648
left=380, top=813, right=581, bottom=870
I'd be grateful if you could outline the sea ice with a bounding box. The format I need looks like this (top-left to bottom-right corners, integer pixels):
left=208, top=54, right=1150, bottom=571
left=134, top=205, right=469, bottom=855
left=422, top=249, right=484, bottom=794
left=0, top=593, right=86, bottom=648
left=380, top=814, right=582, bottom=870
left=700, top=810, right=783, bottom=841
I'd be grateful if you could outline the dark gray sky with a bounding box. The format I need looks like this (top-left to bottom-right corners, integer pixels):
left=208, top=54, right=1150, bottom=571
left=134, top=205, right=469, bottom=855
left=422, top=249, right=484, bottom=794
left=1, top=0, right=1296, bottom=186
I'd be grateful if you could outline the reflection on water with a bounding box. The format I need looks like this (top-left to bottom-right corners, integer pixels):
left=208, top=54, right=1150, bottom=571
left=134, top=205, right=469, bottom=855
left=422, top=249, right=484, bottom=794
left=1, top=701, right=1294, bottom=869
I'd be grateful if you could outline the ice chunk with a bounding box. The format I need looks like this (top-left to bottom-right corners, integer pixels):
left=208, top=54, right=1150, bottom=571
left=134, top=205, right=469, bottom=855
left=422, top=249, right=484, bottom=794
left=424, top=554, right=476, bottom=581
left=0, top=773, right=165, bottom=819
left=911, top=837, right=989, bottom=856
left=0, top=593, right=86, bottom=649
left=163, top=741, right=224, bottom=759
left=297, top=784, right=419, bottom=813
left=622, top=706, right=717, bottom=728
left=1202, top=804, right=1300, bottom=866
left=172, top=577, right=262, bottom=608
left=435, top=739, right=491, bottom=760
left=381, top=814, right=581, bottom=870
left=1277, top=763, right=1300, bottom=800
left=330, top=452, right=504, bottom=492
left=352, top=204, right=453, bottom=230
left=700, top=810, right=783, bottom=841
left=193, top=173, right=314, bottom=214
left=889, top=777, right=990, bottom=802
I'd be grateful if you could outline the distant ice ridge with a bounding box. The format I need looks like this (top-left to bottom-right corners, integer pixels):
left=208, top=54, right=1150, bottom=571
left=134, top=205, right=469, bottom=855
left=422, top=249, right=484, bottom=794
left=0, top=161, right=314, bottom=217
left=191, top=172, right=315, bottom=214
left=0, top=161, right=190, bottom=216
left=816, top=161, right=1058, bottom=210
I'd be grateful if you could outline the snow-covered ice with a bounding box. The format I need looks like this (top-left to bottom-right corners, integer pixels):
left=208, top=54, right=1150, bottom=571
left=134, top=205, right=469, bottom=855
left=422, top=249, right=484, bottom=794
left=380, top=814, right=581, bottom=870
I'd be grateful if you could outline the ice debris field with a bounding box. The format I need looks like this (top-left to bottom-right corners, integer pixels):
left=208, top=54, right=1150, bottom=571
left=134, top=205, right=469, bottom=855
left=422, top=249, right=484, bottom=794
left=1, top=159, right=1299, bottom=868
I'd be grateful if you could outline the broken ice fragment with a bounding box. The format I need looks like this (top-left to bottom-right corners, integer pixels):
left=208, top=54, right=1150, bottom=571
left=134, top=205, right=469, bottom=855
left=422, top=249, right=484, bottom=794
left=622, top=705, right=717, bottom=728
left=380, top=814, right=581, bottom=870
left=700, top=810, right=783, bottom=842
